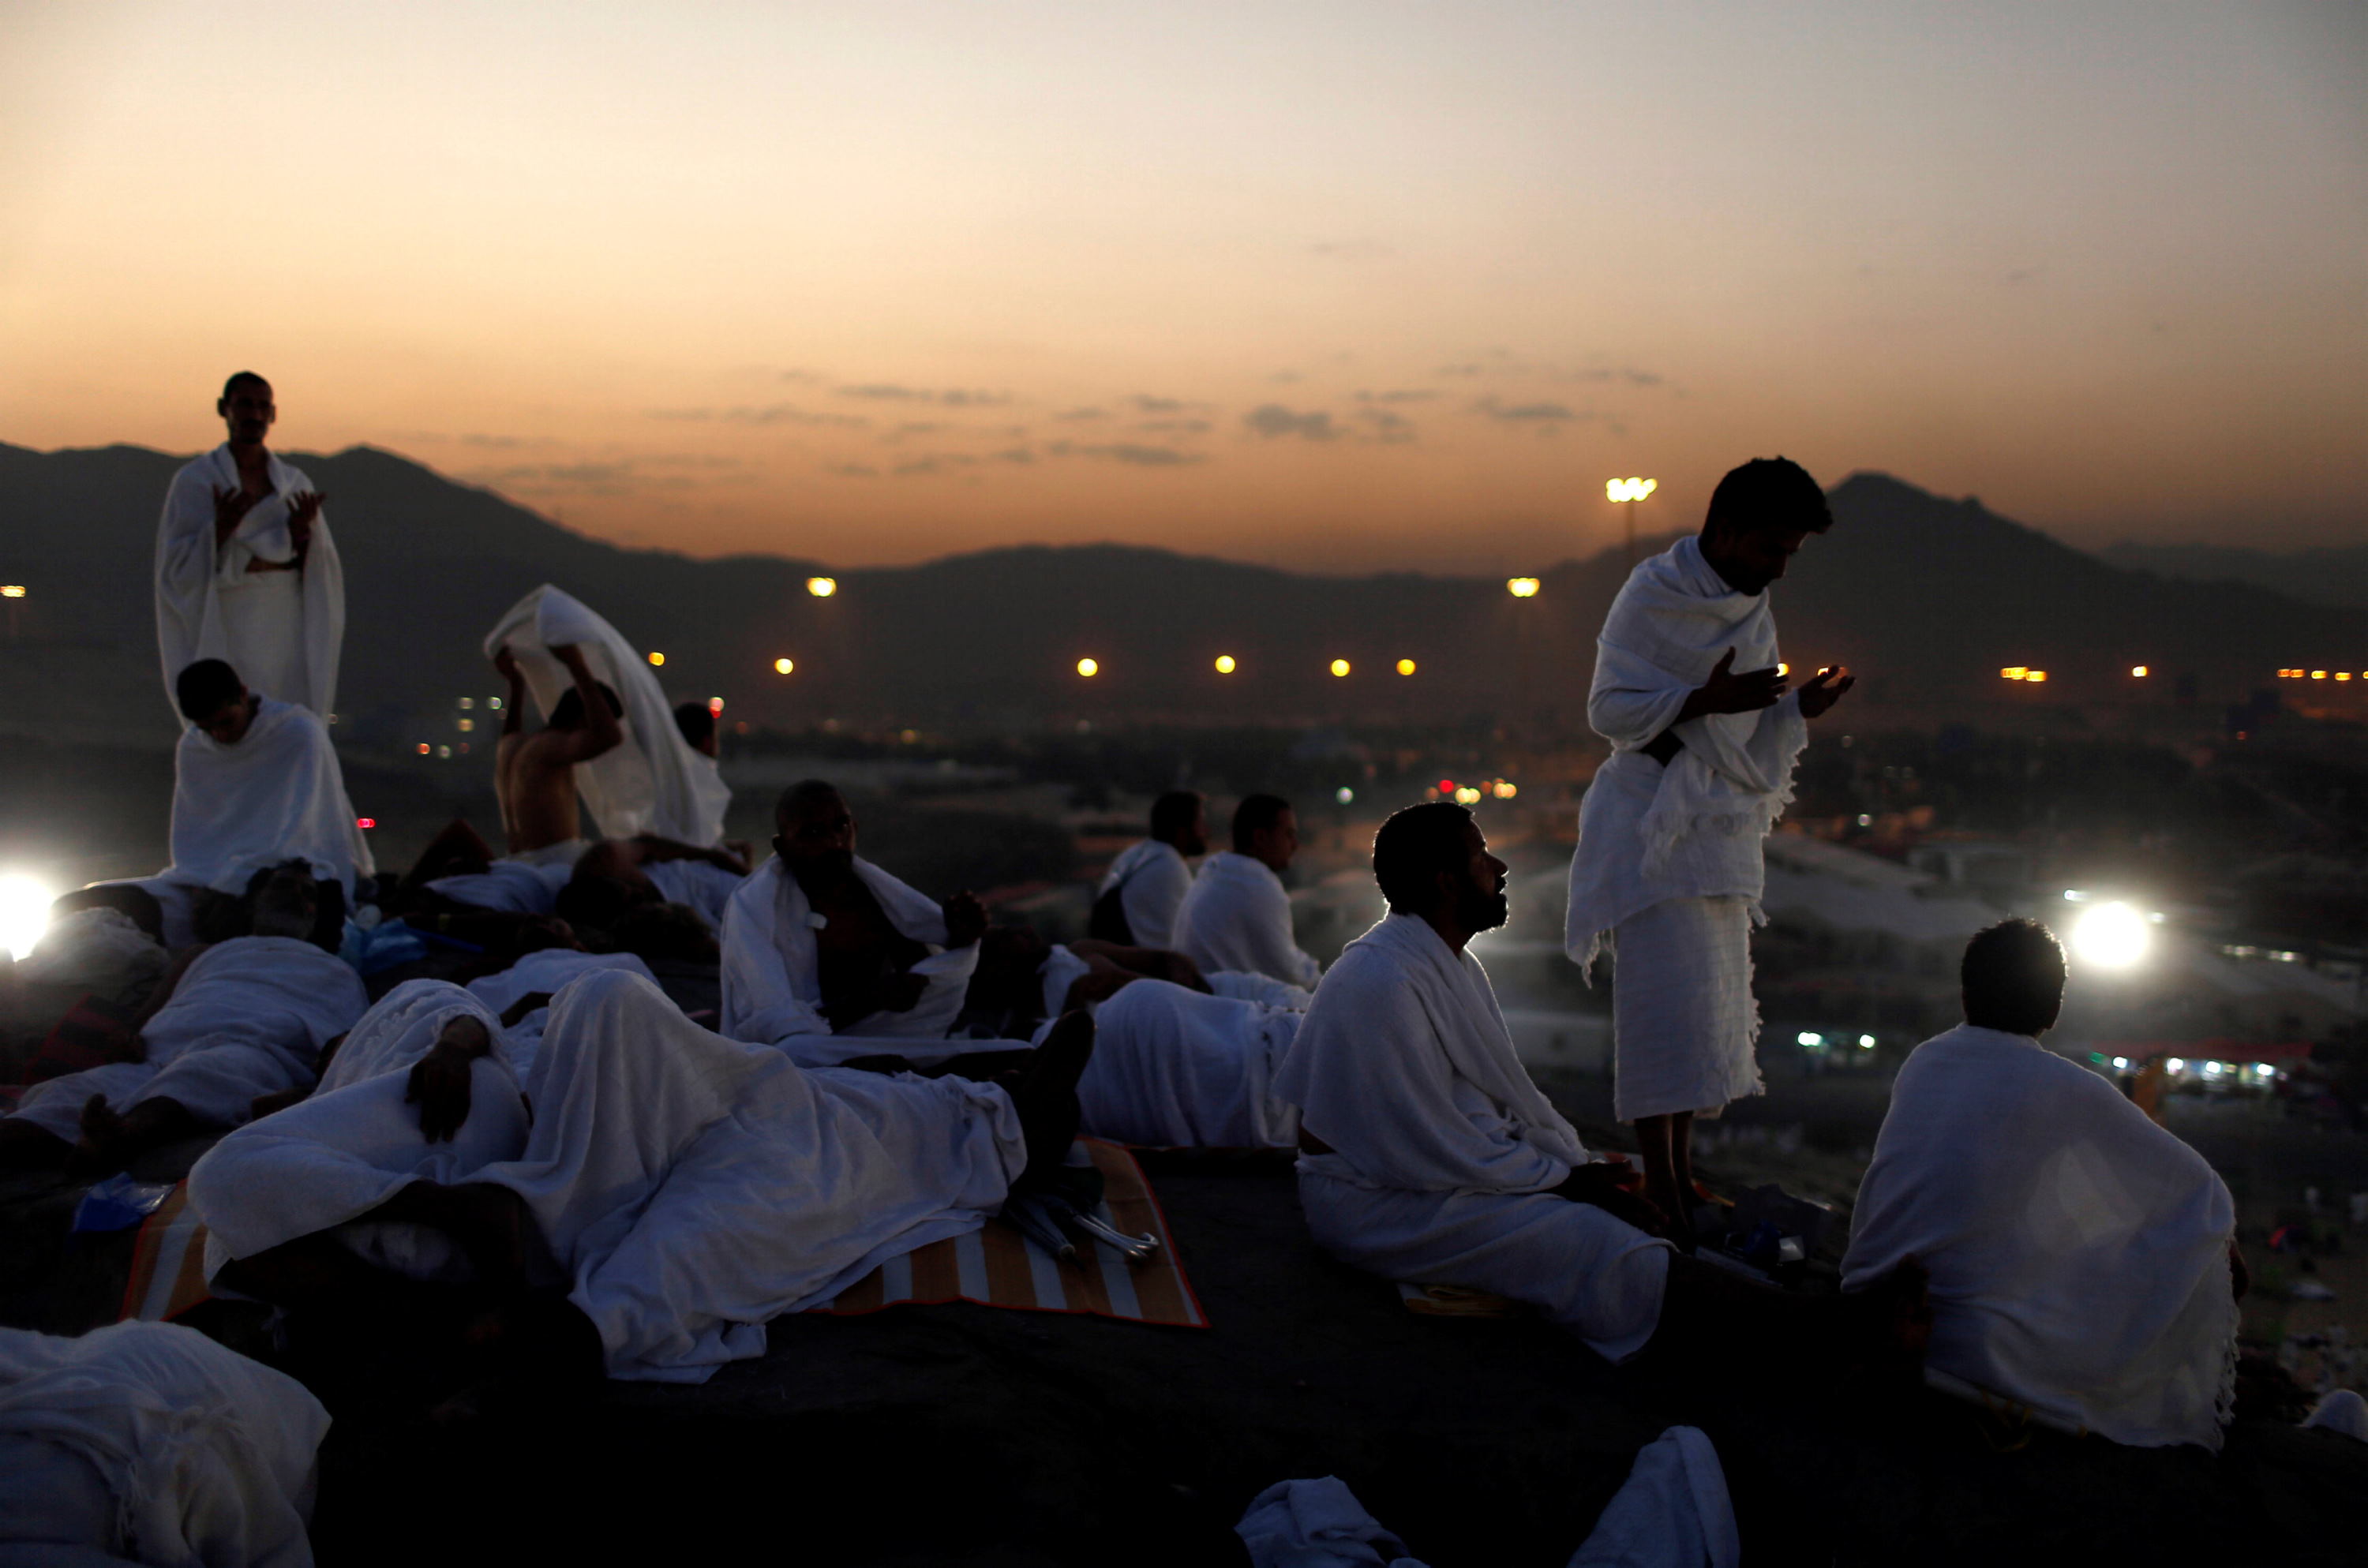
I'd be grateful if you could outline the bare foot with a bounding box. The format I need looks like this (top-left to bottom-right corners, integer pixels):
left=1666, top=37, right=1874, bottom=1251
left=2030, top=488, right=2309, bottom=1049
left=1007, top=1011, right=1095, bottom=1190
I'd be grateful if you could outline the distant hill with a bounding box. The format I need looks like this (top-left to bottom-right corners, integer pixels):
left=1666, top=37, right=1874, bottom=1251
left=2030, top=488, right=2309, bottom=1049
left=2101, top=541, right=2368, bottom=612
left=0, top=443, right=2356, bottom=748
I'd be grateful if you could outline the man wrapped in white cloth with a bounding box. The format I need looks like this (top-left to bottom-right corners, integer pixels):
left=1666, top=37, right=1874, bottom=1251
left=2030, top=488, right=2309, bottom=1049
left=0, top=866, right=368, bottom=1177
left=1283, top=803, right=1926, bottom=1370
left=1564, top=457, right=1854, bottom=1237
left=154, top=372, right=343, bottom=721
left=1175, top=794, right=1323, bottom=990
left=197, top=967, right=1096, bottom=1387
left=133, top=660, right=373, bottom=949
left=1091, top=791, right=1207, bottom=949
left=1842, top=920, right=2245, bottom=1450
left=0, top=1320, right=331, bottom=1568
left=721, top=781, right=1021, bottom=1069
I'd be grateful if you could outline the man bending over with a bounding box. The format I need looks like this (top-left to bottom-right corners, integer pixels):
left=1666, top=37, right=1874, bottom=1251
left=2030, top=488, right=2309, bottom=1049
left=1174, top=793, right=1322, bottom=990
left=1842, top=920, right=2242, bottom=1450
left=1278, top=802, right=1924, bottom=1372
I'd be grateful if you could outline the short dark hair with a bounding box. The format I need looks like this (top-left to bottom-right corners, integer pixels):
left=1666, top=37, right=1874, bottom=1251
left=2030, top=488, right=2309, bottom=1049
left=175, top=659, right=244, bottom=723
left=1150, top=791, right=1204, bottom=844
left=219, top=371, right=270, bottom=402
left=1703, top=457, right=1830, bottom=539
left=1232, top=794, right=1293, bottom=852
left=548, top=681, right=624, bottom=731
left=1961, top=919, right=2066, bottom=1036
left=774, top=779, right=845, bottom=834
left=673, top=700, right=715, bottom=750
left=1373, top=802, right=1474, bottom=914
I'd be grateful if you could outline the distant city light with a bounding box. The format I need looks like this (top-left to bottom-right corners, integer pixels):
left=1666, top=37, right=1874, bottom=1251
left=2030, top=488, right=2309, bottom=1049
left=0, top=874, right=57, bottom=960
left=0, top=586, right=24, bottom=599
left=489, top=697, right=503, bottom=710
left=458, top=697, right=475, bottom=709
left=807, top=577, right=837, bottom=597
left=1335, top=787, right=1354, bottom=804
left=1506, top=577, right=1540, bottom=598
left=1329, top=659, right=1351, bottom=678
left=2312, top=670, right=2328, bottom=679
left=707, top=697, right=724, bottom=714
left=2167, top=1057, right=2186, bottom=1074
left=1437, top=779, right=1456, bottom=793
left=2340, top=673, right=2356, bottom=683
left=2111, top=1057, right=2130, bottom=1070
left=2025, top=670, right=2048, bottom=683
left=356, top=818, right=377, bottom=830
left=1606, top=477, right=1658, bottom=503
left=647, top=651, right=665, bottom=667
left=1396, top=658, right=1417, bottom=676
left=2001, top=667, right=2028, bottom=680
left=1076, top=657, right=1099, bottom=678
left=455, top=718, right=474, bottom=732
left=2130, top=665, right=2149, bottom=678
left=1453, top=786, right=1482, bottom=805
left=774, top=657, right=794, bottom=674
left=1797, top=1031, right=1823, bottom=1047
left=416, top=743, right=431, bottom=755
left=1858, top=1034, right=1875, bottom=1049
left=437, top=744, right=452, bottom=759
left=1490, top=780, right=1518, bottom=799
left=2072, top=901, right=2151, bottom=969
left=1214, top=654, right=1237, bottom=674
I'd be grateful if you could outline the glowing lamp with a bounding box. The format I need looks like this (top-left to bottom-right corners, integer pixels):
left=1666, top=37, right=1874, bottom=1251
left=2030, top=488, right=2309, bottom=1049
left=1437, top=779, right=1456, bottom=794
left=416, top=743, right=431, bottom=755
left=0, top=874, right=56, bottom=960
left=2130, top=665, right=2149, bottom=678
left=1329, top=659, right=1351, bottom=678
left=1453, top=786, right=1482, bottom=805
left=2001, top=667, right=2028, bottom=681
left=807, top=578, right=837, bottom=597
left=356, top=818, right=377, bottom=830
left=1606, top=477, right=1658, bottom=503
left=774, top=658, right=794, bottom=675
left=1506, top=577, right=1540, bottom=599
left=1214, top=655, right=1236, bottom=674
left=1076, top=658, right=1099, bottom=678
left=2312, top=670, right=2328, bottom=679
left=2072, top=901, right=2151, bottom=969
left=707, top=697, right=724, bottom=714
left=1335, top=787, right=1354, bottom=804
left=646, top=652, right=665, bottom=667
left=0, top=586, right=24, bottom=598
left=1396, top=658, right=1417, bottom=676
left=2025, top=670, right=2048, bottom=683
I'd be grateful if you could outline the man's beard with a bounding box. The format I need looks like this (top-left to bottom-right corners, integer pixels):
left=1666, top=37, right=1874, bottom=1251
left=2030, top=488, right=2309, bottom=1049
left=1454, top=878, right=1509, bottom=934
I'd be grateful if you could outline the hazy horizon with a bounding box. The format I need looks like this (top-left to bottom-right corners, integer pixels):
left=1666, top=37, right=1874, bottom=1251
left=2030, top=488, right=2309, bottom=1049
left=5, top=2, right=2360, bottom=573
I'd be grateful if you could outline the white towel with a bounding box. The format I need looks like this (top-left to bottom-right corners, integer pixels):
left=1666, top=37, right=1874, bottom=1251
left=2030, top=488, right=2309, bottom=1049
left=1842, top=1024, right=2239, bottom=1450
left=1175, top=852, right=1322, bottom=990
left=466, top=948, right=655, bottom=1082
left=0, top=1322, right=330, bottom=1568
left=154, top=443, right=344, bottom=720
left=1074, top=979, right=1302, bottom=1149
left=162, top=697, right=373, bottom=893
left=1564, top=536, right=1806, bottom=967
left=1565, top=1426, right=1738, bottom=1568
left=482, top=585, right=732, bottom=845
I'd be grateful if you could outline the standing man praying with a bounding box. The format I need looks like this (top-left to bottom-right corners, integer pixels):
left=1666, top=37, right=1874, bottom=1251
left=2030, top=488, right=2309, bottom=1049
left=154, top=372, right=345, bottom=720
left=1564, top=458, right=1854, bottom=1241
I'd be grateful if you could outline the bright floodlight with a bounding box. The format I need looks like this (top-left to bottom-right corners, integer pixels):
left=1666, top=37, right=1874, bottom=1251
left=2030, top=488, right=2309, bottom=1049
left=2130, top=665, right=2149, bottom=678
left=0, top=586, right=24, bottom=598
left=1606, top=477, right=1658, bottom=503
left=1076, top=658, right=1099, bottom=678
left=2072, top=901, right=2151, bottom=969
left=774, top=657, right=794, bottom=674
left=0, top=874, right=55, bottom=960
left=1506, top=577, right=1540, bottom=598
left=807, top=577, right=837, bottom=597
left=1396, top=658, right=1416, bottom=676
left=1214, top=654, right=1236, bottom=674
left=1329, top=659, right=1351, bottom=678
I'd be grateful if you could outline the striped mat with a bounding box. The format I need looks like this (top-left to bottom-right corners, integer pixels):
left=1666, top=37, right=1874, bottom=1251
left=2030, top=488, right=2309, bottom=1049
left=121, top=1137, right=1205, bottom=1330
left=807, top=1137, right=1207, bottom=1328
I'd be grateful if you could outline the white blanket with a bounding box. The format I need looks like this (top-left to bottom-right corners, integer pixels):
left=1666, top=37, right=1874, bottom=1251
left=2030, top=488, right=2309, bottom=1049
left=0, top=1322, right=329, bottom=1568
left=1276, top=915, right=1669, bottom=1360
left=718, top=855, right=991, bottom=1067
left=1071, top=978, right=1301, bottom=1149
left=1175, top=852, right=1322, bottom=989
left=1565, top=1426, right=1738, bottom=1568
left=423, top=839, right=587, bottom=915
left=473, top=968, right=1022, bottom=1382
left=466, top=948, right=655, bottom=1083
left=646, top=858, right=747, bottom=926
left=8, top=937, right=367, bottom=1140
left=154, top=444, right=343, bottom=720
left=482, top=585, right=731, bottom=845
left=1098, top=839, right=1194, bottom=950
left=1564, top=536, right=1807, bottom=967
left=13, top=907, right=167, bottom=994
left=161, top=698, right=373, bottom=894
left=1841, top=1024, right=2239, bottom=1450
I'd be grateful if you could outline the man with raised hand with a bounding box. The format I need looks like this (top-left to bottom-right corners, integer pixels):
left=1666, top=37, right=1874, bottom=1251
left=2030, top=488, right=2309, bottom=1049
left=154, top=372, right=343, bottom=720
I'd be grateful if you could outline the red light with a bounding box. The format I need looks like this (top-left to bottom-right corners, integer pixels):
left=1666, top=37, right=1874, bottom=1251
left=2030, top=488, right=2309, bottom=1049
left=416, top=743, right=431, bottom=755
left=355, top=818, right=376, bottom=830
left=707, top=698, right=724, bottom=715
left=1438, top=779, right=1456, bottom=793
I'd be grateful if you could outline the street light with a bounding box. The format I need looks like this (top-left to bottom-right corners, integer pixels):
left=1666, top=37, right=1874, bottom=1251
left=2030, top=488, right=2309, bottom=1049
left=1214, top=654, right=1237, bottom=674
left=1396, top=658, right=1416, bottom=676
left=646, top=651, right=665, bottom=667
left=1076, top=657, right=1099, bottom=678
left=1328, top=659, right=1351, bottom=678
left=1506, top=577, right=1540, bottom=598
left=807, top=577, right=837, bottom=597
left=1606, top=477, right=1658, bottom=567
left=0, top=586, right=24, bottom=598
left=774, top=657, right=794, bottom=674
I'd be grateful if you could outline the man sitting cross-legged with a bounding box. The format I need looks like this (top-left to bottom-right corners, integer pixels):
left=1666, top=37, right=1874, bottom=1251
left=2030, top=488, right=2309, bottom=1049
left=1277, top=801, right=1927, bottom=1372
left=1842, top=919, right=2244, bottom=1450
left=966, top=927, right=1304, bottom=1149
left=0, top=862, right=367, bottom=1175
left=191, top=968, right=1095, bottom=1386
left=720, top=780, right=1017, bottom=1068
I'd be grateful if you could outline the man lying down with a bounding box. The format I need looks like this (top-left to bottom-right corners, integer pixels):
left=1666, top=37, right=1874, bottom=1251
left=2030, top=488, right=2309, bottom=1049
left=1278, top=803, right=1928, bottom=1372
left=965, top=928, right=1307, bottom=1150
left=0, top=863, right=366, bottom=1176
left=189, top=967, right=1096, bottom=1386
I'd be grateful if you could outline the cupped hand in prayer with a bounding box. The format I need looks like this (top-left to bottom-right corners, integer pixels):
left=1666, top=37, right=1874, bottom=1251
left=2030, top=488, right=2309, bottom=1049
left=1693, top=646, right=1788, bottom=715
left=210, top=484, right=258, bottom=545
left=1797, top=664, right=1856, bottom=720
left=285, top=490, right=324, bottom=561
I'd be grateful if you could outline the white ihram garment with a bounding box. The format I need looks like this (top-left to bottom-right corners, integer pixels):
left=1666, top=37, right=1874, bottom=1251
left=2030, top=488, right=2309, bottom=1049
left=645, top=858, right=747, bottom=926
left=0, top=1321, right=330, bottom=1568
left=192, top=981, right=528, bottom=1286
left=1842, top=1025, right=2239, bottom=1450
left=7, top=937, right=367, bottom=1141
left=1098, top=839, right=1194, bottom=949
left=1276, top=915, right=1670, bottom=1360
left=718, top=855, right=1002, bottom=1068
left=1175, top=852, right=1322, bottom=990
left=466, top=948, right=656, bottom=1082
left=470, top=969, right=1022, bottom=1382
left=154, top=444, right=343, bottom=720
left=482, top=585, right=732, bottom=845
left=1609, top=895, right=1762, bottom=1122
left=156, top=698, right=373, bottom=895
left=424, top=837, right=588, bottom=915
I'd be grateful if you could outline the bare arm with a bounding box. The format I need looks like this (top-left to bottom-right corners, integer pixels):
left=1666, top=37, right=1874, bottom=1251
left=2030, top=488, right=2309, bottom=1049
left=549, top=644, right=624, bottom=764
left=631, top=834, right=749, bottom=874
left=1068, top=939, right=1209, bottom=991
left=1641, top=646, right=1789, bottom=765
left=493, top=646, right=527, bottom=738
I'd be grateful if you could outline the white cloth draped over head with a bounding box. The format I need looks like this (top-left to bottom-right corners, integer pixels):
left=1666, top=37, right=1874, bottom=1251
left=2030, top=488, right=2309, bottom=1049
left=162, top=698, right=373, bottom=893
left=1175, top=851, right=1323, bottom=990
left=155, top=444, right=344, bottom=720
left=470, top=968, right=1021, bottom=1382
left=483, top=585, right=731, bottom=844
left=193, top=981, right=527, bottom=1284
left=466, top=947, right=656, bottom=1083
left=1564, top=1426, right=1739, bottom=1568
left=6, top=936, right=368, bottom=1142
left=0, top=1321, right=330, bottom=1568
left=1098, top=839, right=1194, bottom=950
left=1564, top=536, right=1807, bottom=968
left=718, top=855, right=988, bottom=1067
left=1841, top=1025, right=2239, bottom=1450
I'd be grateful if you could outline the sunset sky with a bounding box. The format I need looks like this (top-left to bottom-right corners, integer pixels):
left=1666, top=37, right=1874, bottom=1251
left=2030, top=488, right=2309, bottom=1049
left=4, top=1, right=2360, bottom=572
